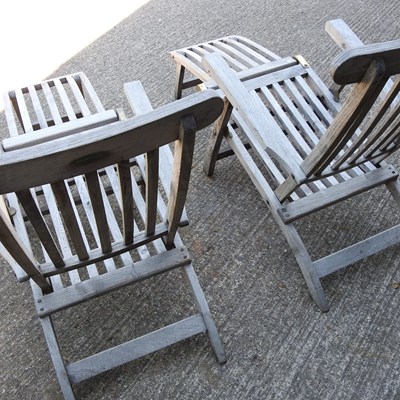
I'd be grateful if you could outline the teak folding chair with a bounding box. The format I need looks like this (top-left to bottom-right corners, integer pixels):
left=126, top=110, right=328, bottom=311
left=170, top=23, right=400, bottom=312
left=0, top=73, right=225, bottom=399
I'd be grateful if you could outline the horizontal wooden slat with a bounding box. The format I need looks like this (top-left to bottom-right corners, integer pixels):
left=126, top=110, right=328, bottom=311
left=36, top=246, right=191, bottom=316
left=0, top=90, right=223, bottom=194
left=314, top=223, right=400, bottom=278
left=39, top=222, right=170, bottom=275
left=278, top=165, right=398, bottom=223
left=67, top=314, right=206, bottom=384
left=2, top=110, right=118, bottom=151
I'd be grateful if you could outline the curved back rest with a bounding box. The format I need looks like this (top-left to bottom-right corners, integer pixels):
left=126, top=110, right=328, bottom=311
left=0, top=90, right=223, bottom=292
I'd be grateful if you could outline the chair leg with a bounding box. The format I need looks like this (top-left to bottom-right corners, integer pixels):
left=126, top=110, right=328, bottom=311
left=175, top=64, right=186, bottom=100
left=184, top=264, right=226, bottom=364
left=386, top=178, right=400, bottom=206
left=280, top=223, right=330, bottom=312
left=40, top=316, right=76, bottom=400
left=203, top=100, right=233, bottom=177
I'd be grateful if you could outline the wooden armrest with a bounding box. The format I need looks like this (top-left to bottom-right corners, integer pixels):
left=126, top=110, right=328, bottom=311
left=2, top=110, right=119, bottom=151
left=325, top=19, right=365, bottom=101
left=325, top=19, right=364, bottom=50
left=124, top=81, right=154, bottom=115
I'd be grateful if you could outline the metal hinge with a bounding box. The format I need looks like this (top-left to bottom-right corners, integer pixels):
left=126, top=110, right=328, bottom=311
left=294, top=55, right=309, bottom=68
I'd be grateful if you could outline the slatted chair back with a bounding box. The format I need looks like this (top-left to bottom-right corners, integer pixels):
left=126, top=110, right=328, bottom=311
left=0, top=89, right=223, bottom=294
left=301, top=40, right=400, bottom=178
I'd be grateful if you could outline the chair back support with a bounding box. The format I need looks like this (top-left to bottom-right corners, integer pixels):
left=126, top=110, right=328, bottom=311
left=0, top=90, right=223, bottom=293
left=301, top=40, right=400, bottom=177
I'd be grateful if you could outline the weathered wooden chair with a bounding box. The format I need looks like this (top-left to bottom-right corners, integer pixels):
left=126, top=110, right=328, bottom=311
left=170, top=23, right=400, bottom=312
left=0, top=73, right=225, bottom=399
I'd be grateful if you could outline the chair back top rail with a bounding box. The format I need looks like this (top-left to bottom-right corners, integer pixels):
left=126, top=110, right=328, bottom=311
left=0, top=90, right=222, bottom=194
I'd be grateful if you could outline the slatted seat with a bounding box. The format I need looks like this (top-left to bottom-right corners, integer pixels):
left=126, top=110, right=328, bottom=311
left=170, top=22, right=400, bottom=312
left=0, top=73, right=225, bottom=399
left=170, top=35, right=281, bottom=99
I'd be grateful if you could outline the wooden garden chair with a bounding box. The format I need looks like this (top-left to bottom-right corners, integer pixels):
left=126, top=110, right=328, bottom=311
left=170, top=23, right=400, bottom=312
left=0, top=73, right=225, bottom=399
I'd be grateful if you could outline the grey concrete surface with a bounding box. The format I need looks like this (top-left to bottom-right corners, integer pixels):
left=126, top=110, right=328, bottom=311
left=1, top=1, right=400, bottom=399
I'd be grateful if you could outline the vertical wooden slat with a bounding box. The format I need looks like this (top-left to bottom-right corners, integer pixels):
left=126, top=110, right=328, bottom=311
left=117, top=160, right=134, bottom=245
left=14, top=88, right=34, bottom=132
left=85, top=171, right=112, bottom=253
left=53, top=79, right=77, bottom=121
left=77, top=72, right=106, bottom=113
left=0, top=207, right=51, bottom=293
left=51, top=180, right=89, bottom=260
left=145, top=149, right=159, bottom=236
left=66, top=75, right=91, bottom=117
left=28, top=85, right=47, bottom=128
left=3, top=92, right=20, bottom=136
left=165, top=116, right=197, bottom=248
left=42, top=81, right=63, bottom=125
left=42, top=184, right=88, bottom=284
left=74, top=175, right=119, bottom=273
left=336, top=75, right=400, bottom=166
left=17, top=189, right=65, bottom=268
left=203, top=98, right=233, bottom=177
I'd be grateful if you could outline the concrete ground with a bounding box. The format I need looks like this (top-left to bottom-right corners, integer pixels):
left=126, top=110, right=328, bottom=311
left=1, top=1, right=400, bottom=399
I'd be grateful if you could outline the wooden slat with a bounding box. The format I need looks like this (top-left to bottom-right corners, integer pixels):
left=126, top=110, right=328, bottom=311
left=74, top=175, right=116, bottom=274
left=53, top=78, right=77, bottom=120
left=41, top=81, right=64, bottom=125
left=0, top=206, right=51, bottom=292
left=278, top=165, right=398, bottom=223
left=66, top=75, right=91, bottom=117
left=145, top=149, right=159, bottom=236
left=334, top=76, right=400, bottom=166
left=76, top=72, right=106, bottom=112
left=85, top=171, right=112, bottom=253
left=240, top=64, right=306, bottom=92
left=42, top=184, right=82, bottom=285
left=223, top=37, right=274, bottom=63
left=67, top=314, right=205, bottom=384
left=314, top=223, right=400, bottom=278
left=2, top=110, right=118, bottom=151
left=165, top=116, right=197, bottom=248
left=205, top=57, right=297, bottom=90
left=36, top=246, right=191, bottom=316
left=104, top=166, right=151, bottom=260
left=117, top=160, right=134, bottom=245
left=14, top=88, right=34, bottom=132
left=203, top=98, right=233, bottom=177
left=27, top=85, right=47, bottom=128
left=51, top=180, right=89, bottom=261
left=16, top=189, right=65, bottom=268
left=3, top=92, right=20, bottom=136
left=234, top=35, right=280, bottom=60
left=210, top=41, right=259, bottom=68
left=302, top=60, right=388, bottom=176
